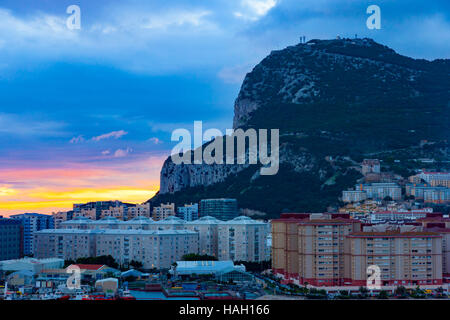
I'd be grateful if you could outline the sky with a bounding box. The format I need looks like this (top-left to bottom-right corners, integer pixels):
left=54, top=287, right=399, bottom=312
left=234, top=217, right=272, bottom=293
left=0, top=0, right=449, bottom=215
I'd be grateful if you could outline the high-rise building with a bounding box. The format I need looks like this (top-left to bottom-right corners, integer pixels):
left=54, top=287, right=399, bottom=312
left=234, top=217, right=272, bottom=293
left=272, top=213, right=444, bottom=287
left=0, top=218, right=23, bottom=261
left=345, top=231, right=443, bottom=286
left=200, top=199, right=238, bottom=220
left=10, top=213, right=54, bottom=256
left=177, top=203, right=199, bottom=221
left=218, top=216, right=268, bottom=262
left=185, top=216, right=221, bottom=257
left=272, top=213, right=361, bottom=286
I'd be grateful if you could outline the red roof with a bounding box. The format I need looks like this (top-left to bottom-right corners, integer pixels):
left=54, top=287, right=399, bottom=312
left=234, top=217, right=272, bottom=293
left=423, top=172, right=449, bottom=175
left=71, top=264, right=105, bottom=271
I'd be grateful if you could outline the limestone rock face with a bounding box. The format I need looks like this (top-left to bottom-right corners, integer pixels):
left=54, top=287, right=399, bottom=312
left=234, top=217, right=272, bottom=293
left=155, top=38, right=449, bottom=218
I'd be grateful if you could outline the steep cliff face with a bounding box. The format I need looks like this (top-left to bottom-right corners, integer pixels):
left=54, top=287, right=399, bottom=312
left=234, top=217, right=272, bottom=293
left=152, top=38, right=450, bottom=217
left=159, top=158, right=247, bottom=194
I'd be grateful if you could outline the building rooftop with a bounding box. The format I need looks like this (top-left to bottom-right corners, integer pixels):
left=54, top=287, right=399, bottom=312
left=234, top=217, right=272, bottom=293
left=61, top=216, right=93, bottom=224
left=91, top=216, right=121, bottom=224
left=70, top=264, right=105, bottom=271
left=348, top=231, right=441, bottom=238
left=121, top=216, right=154, bottom=224
left=186, top=216, right=222, bottom=224
left=155, top=216, right=185, bottom=224
left=219, top=216, right=266, bottom=225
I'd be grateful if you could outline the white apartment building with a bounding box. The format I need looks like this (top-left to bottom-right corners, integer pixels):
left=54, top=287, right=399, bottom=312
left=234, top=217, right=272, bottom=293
left=42, top=214, right=269, bottom=265
left=177, top=203, right=199, bottom=221
left=342, top=190, right=367, bottom=203
left=218, top=216, right=268, bottom=262
left=95, top=229, right=198, bottom=269
left=359, top=183, right=402, bottom=201
left=34, top=228, right=198, bottom=269
left=185, top=216, right=221, bottom=257
left=34, top=229, right=98, bottom=260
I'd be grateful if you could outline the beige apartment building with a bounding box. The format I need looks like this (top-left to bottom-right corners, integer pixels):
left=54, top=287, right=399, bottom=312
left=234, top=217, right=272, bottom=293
left=272, top=214, right=361, bottom=286
left=52, top=211, right=73, bottom=229
left=272, top=213, right=444, bottom=287
left=217, top=216, right=267, bottom=262
left=100, top=205, right=127, bottom=219
left=74, top=208, right=97, bottom=220
left=152, top=203, right=176, bottom=221
left=345, top=231, right=443, bottom=286
left=127, top=203, right=152, bottom=219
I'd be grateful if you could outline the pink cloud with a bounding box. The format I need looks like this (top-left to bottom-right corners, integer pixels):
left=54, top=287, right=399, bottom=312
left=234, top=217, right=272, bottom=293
left=69, top=135, right=85, bottom=144
left=149, top=137, right=163, bottom=144
left=114, top=147, right=132, bottom=158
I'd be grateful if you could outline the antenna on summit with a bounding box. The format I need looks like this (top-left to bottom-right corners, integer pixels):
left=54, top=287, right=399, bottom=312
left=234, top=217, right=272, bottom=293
left=299, top=35, right=306, bottom=44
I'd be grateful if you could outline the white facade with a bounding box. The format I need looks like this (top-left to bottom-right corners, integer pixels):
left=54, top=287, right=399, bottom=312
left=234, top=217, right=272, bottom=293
left=35, top=228, right=198, bottom=269
left=218, top=216, right=268, bottom=262
left=185, top=216, right=221, bottom=257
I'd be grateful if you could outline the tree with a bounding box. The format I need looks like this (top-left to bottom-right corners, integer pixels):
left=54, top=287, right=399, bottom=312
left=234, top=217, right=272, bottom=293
left=358, top=286, right=369, bottom=298
left=377, top=290, right=388, bottom=299
left=129, top=260, right=143, bottom=270
left=395, top=286, right=408, bottom=298
left=181, top=253, right=218, bottom=261
left=69, top=255, right=119, bottom=269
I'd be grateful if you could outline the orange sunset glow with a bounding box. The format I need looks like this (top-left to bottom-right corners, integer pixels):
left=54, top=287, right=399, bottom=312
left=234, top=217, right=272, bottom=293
left=0, top=155, right=164, bottom=216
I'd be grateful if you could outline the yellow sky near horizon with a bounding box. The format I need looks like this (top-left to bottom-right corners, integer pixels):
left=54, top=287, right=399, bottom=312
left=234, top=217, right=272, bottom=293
left=0, top=155, right=164, bottom=217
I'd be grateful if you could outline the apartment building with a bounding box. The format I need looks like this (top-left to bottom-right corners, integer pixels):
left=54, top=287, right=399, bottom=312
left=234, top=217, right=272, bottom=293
left=217, top=216, right=268, bottom=262
left=369, top=210, right=428, bottom=223
left=34, top=228, right=198, bottom=269
left=345, top=231, right=443, bottom=286
left=95, top=229, right=198, bottom=269
left=10, top=213, right=54, bottom=255
left=34, top=229, right=98, bottom=260
left=119, top=216, right=154, bottom=230
left=52, top=211, right=74, bottom=229
left=360, top=183, right=402, bottom=201
left=0, top=218, right=23, bottom=260
left=272, top=213, right=445, bottom=287
left=200, top=199, right=238, bottom=220
left=185, top=216, right=221, bottom=257
left=46, top=214, right=268, bottom=264
left=342, top=190, right=367, bottom=203
left=418, top=217, right=450, bottom=282
left=419, top=172, right=450, bottom=187
left=406, top=184, right=450, bottom=204
left=152, top=203, right=175, bottom=221
left=272, top=213, right=361, bottom=286
left=126, top=203, right=152, bottom=220
left=73, top=201, right=132, bottom=220
left=177, top=203, right=199, bottom=221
